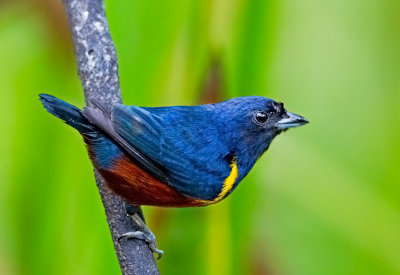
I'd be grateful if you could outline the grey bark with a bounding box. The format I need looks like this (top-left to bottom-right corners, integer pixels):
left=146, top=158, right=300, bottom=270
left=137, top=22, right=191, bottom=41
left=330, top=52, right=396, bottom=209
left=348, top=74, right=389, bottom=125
left=62, top=0, right=160, bottom=274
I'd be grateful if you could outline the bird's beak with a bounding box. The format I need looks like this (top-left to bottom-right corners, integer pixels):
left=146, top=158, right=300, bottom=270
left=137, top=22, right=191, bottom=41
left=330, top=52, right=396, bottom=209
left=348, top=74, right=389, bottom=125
left=275, top=112, right=309, bottom=129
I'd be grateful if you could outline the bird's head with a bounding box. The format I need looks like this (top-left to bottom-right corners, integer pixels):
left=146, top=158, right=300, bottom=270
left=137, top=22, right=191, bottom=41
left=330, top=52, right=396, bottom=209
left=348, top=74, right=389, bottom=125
left=217, top=96, right=308, bottom=166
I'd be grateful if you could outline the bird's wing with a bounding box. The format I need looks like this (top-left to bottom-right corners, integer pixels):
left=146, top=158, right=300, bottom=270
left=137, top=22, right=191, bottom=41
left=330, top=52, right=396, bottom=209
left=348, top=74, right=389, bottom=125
left=82, top=101, right=168, bottom=182
left=111, top=104, right=232, bottom=200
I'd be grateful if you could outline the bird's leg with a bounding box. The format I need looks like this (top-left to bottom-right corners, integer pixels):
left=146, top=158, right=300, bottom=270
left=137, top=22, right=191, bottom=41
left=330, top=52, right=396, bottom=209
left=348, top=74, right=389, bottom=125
left=119, top=203, right=163, bottom=259
left=124, top=203, right=146, bottom=222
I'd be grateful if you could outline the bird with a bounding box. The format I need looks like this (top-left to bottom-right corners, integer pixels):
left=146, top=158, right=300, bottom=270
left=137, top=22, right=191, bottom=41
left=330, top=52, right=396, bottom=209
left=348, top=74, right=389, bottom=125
left=39, top=94, right=308, bottom=257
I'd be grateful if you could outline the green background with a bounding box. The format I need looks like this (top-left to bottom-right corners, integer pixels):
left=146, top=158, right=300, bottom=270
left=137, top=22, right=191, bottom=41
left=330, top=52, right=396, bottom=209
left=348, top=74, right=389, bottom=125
left=0, top=0, right=399, bottom=274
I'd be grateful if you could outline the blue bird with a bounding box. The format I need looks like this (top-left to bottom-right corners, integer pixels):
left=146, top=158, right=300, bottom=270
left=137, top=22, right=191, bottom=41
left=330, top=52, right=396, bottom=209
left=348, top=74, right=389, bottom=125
left=39, top=94, right=308, bottom=256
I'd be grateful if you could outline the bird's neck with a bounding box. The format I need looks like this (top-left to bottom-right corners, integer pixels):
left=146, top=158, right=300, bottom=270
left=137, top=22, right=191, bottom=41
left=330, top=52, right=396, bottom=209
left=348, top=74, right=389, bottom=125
left=234, top=138, right=272, bottom=182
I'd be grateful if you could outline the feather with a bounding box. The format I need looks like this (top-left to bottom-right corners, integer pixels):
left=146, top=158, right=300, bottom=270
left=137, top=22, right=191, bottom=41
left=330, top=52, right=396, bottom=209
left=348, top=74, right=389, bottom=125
left=112, top=104, right=232, bottom=200
left=82, top=100, right=168, bottom=182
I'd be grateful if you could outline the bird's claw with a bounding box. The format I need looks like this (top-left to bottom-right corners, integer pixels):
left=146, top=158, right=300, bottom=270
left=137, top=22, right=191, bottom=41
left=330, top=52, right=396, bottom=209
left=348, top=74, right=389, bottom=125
left=120, top=206, right=164, bottom=259
left=149, top=242, right=164, bottom=260
left=119, top=231, right=164, bottom=259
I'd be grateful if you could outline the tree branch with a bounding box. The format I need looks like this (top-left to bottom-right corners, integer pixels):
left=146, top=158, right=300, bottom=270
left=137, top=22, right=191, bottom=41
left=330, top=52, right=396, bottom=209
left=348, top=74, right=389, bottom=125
left=62, top=0, right=160, bottom=274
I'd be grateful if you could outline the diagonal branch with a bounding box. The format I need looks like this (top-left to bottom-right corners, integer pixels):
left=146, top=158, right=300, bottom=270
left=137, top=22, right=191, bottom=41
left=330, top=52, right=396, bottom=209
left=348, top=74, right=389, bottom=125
left=62, top=0, right=160, bottom=274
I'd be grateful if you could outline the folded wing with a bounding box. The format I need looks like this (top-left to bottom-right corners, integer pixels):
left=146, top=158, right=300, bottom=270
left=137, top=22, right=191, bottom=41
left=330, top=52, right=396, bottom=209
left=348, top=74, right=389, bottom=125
left=111, top=104, right=231, bottom=200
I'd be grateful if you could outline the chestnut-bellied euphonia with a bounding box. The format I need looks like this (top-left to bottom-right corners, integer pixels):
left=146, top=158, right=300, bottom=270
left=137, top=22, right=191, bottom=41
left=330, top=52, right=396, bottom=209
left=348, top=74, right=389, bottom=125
left=40, top=94, right=308, bottom=256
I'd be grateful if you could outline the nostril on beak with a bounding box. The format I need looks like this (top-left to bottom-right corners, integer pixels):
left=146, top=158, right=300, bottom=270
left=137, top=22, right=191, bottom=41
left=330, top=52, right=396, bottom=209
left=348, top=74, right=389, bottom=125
left=275, top=112, right=308, bottom=129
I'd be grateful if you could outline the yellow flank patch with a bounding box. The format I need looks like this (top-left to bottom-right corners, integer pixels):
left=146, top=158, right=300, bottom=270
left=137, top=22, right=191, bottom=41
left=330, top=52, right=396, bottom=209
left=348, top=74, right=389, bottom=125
left=199, top=157, right=239, bottom=205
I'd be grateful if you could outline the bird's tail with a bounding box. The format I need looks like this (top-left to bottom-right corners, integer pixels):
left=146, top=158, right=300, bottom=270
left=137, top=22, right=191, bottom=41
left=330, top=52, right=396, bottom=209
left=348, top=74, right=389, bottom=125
left=39, top=94, right=96, bottom=135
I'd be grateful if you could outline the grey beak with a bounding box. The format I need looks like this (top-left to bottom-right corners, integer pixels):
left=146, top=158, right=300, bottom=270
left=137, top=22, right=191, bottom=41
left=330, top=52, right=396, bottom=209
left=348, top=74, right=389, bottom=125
left=275, top=112, right=309, bottom=129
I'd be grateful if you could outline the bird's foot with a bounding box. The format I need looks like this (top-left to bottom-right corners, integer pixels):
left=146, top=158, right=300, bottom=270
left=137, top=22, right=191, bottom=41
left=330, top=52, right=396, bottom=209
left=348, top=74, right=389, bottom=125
left=119, top=204, right=163, bottom=259
left=119, top=230, right=163, bottom=259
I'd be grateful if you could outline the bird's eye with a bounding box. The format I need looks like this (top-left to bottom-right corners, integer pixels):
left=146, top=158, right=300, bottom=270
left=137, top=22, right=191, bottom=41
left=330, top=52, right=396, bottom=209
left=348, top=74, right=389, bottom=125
left=254, top=111, right=268, bottom=124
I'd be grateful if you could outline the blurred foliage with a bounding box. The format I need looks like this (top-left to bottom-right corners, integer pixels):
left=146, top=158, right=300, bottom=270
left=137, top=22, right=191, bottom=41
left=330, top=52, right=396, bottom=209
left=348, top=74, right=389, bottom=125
left=0, top=0, right=399, bottom=274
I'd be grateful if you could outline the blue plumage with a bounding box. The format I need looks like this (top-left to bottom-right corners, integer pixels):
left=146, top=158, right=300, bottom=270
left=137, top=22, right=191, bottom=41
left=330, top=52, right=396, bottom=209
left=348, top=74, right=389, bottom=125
left=113, top=103, right=231, bottom=200
left=40, top=94, right=308, bottom=204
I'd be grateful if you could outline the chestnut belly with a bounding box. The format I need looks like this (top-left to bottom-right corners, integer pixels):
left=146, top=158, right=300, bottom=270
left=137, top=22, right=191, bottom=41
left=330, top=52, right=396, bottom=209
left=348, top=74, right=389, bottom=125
left=98, top=156, right=208, bottom=207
